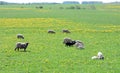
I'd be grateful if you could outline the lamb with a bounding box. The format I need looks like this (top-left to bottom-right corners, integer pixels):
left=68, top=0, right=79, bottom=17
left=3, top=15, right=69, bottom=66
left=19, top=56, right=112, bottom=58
left=48, top=30, right=55, bottom=34
left=17, top=34, right=24, bottom=39
left=14, top=42, right=29, bottom=52
left=62, top=29, right=71, bottom=33
left=92, top=52, right=104, bottom=60
left=74, top=40, right=84, bottom=49
left=63, top=38, right=76, bottom=46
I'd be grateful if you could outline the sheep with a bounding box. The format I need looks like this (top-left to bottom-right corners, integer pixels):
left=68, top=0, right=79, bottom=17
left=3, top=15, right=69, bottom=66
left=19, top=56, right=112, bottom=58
left=92, top=52, right=104, bottom=60
left=74, top=40, right=84, bottom=49
left=62, top=29, right=71, bottom=33
left=48, top=30, right=55, bottom=34
left=63, top=38, right=72, bottom=44
left=14, top=42, right=29, bottom=52
left=65, top=40, right=76, bottom=46
left=63, top=38, right=76, bottom=46
left=17, top=34, right=24, bottom=39
left=97, top=52, right=104, bottom=59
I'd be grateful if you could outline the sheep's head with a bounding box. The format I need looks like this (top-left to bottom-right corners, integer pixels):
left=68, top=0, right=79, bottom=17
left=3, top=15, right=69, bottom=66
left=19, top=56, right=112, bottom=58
left=26, top=42, right=29, bottom=44
left=72, top=40, right=76, bottom=44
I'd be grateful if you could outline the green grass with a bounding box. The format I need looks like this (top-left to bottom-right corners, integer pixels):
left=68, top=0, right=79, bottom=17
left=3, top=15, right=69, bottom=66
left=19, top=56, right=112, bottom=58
left=0, top=4, right=120, bottom=73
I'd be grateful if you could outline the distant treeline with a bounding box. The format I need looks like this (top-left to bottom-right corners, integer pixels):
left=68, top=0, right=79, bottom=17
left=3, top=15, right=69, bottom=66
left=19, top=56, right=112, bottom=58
left=82, top=1, right=103, bottom=4
left=0, top=1, right=120, bottom=5
left=63, top=1, right=80, bottom=4
left=0, top=1, right=59, bottom=5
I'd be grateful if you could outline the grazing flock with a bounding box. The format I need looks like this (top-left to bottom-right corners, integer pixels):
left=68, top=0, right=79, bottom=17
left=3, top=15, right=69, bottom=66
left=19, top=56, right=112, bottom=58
left=47, top=29, right=71, bottom=34
left=15, top=29, right=104, bottom=60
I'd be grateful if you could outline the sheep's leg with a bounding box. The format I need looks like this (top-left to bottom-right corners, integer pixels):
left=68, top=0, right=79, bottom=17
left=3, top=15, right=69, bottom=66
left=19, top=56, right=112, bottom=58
left=24, top=48, right=26, bottom=52
left=15, top=47, right=19, bottom=51
left=18, top=48, right=19, bottom=51
left=14, top=48, right=17, bottom=51
left=65, top=44, right=68, bottom=46
left=15, top=48, right=19, bottom=51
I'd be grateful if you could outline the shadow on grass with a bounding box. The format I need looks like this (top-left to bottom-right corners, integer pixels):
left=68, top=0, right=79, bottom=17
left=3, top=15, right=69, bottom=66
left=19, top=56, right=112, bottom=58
left=15, top=50, right=31, bottom=52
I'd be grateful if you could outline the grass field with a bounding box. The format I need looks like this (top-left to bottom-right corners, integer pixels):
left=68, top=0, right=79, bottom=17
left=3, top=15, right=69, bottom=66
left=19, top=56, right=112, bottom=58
left=0, top=4, right=120, bottom=73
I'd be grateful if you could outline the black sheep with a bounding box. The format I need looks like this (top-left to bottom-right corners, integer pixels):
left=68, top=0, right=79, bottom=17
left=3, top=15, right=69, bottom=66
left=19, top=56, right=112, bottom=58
left=63, top=38, right=76, bottom=46
left=48, top=30, right=56, bottom=34
left=62, top=29, right=71, bottom=33
left=15, top=42, right=29, bottom=51
left=65, top=40, right=76, bottom=46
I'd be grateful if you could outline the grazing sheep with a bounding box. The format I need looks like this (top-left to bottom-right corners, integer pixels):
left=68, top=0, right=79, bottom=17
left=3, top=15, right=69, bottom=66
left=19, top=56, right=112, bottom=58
left=62, top=29, right=71, bottom=33
left=63, top=38, right=72, bottom=44
left=65, top=40, right=76, bottom=46
left=97, top=52, right=104, bottom=59
left=74, top=40, right=84, bottom=49
left=92, top=52, right=104, bottom=60
left=63, top=38, right=76, bottom=46
left=48, top=30, right=55, bottom=34
left=17, top=34, right=24, bottom=39
left=14, top=42, right=29, bottom=52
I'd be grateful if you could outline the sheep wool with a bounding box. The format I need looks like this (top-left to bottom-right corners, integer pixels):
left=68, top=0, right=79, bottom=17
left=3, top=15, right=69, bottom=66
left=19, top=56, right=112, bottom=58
left=63, top=38, right=72, bottom=44
left=74, top=40, right=84, bottom=49
left=92, top=56, right=98, bottom=60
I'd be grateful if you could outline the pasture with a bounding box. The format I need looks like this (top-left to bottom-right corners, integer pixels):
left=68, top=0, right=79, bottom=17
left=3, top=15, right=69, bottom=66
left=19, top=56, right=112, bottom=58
left=0, top=4, right=120, bottom=73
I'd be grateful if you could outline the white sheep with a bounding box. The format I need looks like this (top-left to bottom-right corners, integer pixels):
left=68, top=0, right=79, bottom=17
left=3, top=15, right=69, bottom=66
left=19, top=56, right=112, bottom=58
left=74, top=40, right=84, bottom=49
left=92, top=56, right=98, bottom=59
left=97, top=52, right=104, bottom=59
left=92, top=52, right=104, bottom=60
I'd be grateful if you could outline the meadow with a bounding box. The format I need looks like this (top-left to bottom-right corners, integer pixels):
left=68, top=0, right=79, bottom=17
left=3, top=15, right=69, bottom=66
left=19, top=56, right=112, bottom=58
left=0, top=4, right=120, bottom=73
